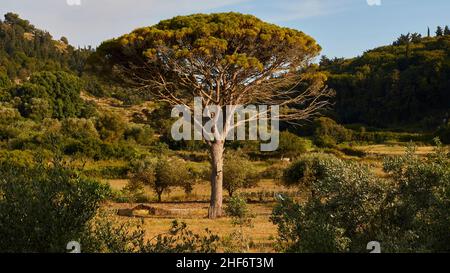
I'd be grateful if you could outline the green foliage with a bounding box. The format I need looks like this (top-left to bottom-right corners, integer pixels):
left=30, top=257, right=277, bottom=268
left=62, top=118, right=99, bottom=140
left=222, top=151, right=259, bottom=197
left=95, top=111, right=126, bottom=142
left=0, top=13, right=92, bottom=80
left=274, top=144, right=450, bottom=253
left=223, top=195, right=255, bottom=253
left=93, top=12, right=321, bottom=101
left=225, top=195, right=253, bottom=226
left=276, top=131, right=308, bottom=158
left=128, top=156, right=194, bottom=202
left=0, top=159, right=111, bottom=252
left=321, top=35, right=450, bottom=130
left=275, top=154, right=387, bottom=252
left=124, top=123, right=156, bottom=146
left=0, top=72, right=10, bottom=89
left=381, top=142, right=450, bottom=252
left=313, top=117, right=352, bottom=148
left=0, top=105, right=21, bottom=124
left=10, top=71, right=86, bottom=120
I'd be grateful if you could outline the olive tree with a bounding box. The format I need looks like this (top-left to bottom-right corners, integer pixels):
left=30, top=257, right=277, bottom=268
left=93, top=13, right=332, bottom=218
left=128, top=156, right=192, bottom=202
left=223, top=152, right=259, bottom=197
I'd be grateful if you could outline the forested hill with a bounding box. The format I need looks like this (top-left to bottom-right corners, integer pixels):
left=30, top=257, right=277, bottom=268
left=321, top=30, right=450, bottom=131
left=0, top=13, right=91, bottom=87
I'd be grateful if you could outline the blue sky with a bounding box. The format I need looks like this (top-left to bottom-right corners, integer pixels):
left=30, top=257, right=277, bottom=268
left=1, top=0, right=449, bottom=58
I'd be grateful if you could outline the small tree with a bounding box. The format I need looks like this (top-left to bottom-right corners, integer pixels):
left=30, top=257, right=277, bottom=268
left=222, top=151, right=259, bottom=197
left=444, top=26, right=450, bottom=36
left=436, top=26, right=444, bottom=36
left=224, top=195, right=255, bottom=252
left=93, top=13, right=332, bottom=218
left=128, top=156, right=192, bottom=202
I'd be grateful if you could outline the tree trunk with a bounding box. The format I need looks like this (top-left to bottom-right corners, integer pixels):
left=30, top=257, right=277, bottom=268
left=156, top=190, right=162, bottom=203
left=208, top=141, right=224, bottom=219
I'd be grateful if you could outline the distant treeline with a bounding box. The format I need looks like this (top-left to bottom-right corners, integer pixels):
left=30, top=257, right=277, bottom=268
left=321, top=27, right=450, bottom=131
left=0, top=13, right=91, bottom=84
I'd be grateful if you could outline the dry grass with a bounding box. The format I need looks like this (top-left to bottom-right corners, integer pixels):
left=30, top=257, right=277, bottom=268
left=356, top=144, right=436, bottom=156
left=104, top=177, right=290, bottom=252
left=100, top=144, right=448, bottom=252
left=105, top=201, right=278, bottom=252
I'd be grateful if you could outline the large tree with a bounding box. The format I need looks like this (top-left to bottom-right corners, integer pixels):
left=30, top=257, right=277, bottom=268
left=92, top=13, right=331, bottom=218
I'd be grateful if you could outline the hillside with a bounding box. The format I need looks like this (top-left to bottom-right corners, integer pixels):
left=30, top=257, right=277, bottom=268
left=321, top=32, right=450, bottom=131
left=0, top=13, right=91, bottom=86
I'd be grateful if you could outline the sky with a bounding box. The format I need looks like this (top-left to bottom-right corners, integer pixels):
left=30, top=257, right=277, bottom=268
left=0, top=0, right=449, bottom=58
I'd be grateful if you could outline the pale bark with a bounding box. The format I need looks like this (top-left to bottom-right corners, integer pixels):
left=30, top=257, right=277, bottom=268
left=208, top=140, right=224, bottom=219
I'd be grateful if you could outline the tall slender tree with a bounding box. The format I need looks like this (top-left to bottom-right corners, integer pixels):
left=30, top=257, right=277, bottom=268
left=436, top=26, right=444, bottom=36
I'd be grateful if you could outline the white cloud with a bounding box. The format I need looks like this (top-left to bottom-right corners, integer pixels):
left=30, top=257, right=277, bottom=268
left=66, top=0, right=81, bottom=6
left=367, top=0, right=382, bottom=6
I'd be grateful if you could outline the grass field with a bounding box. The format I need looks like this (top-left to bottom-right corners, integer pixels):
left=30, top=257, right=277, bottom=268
left=101, top=144, right=446, bottom=252
left=103, top=177, right=297, bottom=252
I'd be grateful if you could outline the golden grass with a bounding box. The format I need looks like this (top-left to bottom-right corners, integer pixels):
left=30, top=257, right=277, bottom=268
left=105, top=201, right=278, bottom=252
left=356, top=144, right=436, bottom=156
left=99, top=145, right=448, bottom=252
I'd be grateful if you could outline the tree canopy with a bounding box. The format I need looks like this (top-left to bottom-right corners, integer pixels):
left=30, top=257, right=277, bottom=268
left=321, top=34, right=450, bottom=130
left=92, top=12, right=324, bottom=108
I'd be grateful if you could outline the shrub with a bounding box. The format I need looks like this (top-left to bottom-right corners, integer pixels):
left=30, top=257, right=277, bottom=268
left=222, top=151, right=259, bottom=197
left=275, top=153, right=386, bottom=252
left=0, top=106, right=21, bottom=124
left=124, top=124, right=155, bottom=145
left=381, top=142, right=450, bottom=252
left=275, top=143, right=450, bottom=253
left=0, top=72, right=10, bottom=89
left=224, top=195, right=255, bottom=253
left=276, top=131, right=308, bottom=158
left=95, top=111, right=126, bottom=142
left=225, top=195, right=253, bottom=225
left=313, top=117, right=353, bottom=148
left=128, top=156, right=194, bottom=202
left=62, top=118, right=99, bottom=140
left=9, top=72, right=86, bottom=120
left=0, top=159, right=111, bottom=252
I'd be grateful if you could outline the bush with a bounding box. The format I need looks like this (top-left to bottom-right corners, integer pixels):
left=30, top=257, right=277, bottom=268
left=82, top=216, right=219, bottom=253
left=275, top=153, right=386, bottom=252
left=10, top=71, right=85, bottom=119
left=0, top=159, right=111, bottom=252
left=223, top=195, right=255, bottom=253
left=0, top=106, right=21, bottom=124
left=274, top=143, right=450, bottom=253
left=124, top=124, right=155, bottom=145
left=0, top=72, right=10, bottom=89
left=381, top=142, right=450, bottom=252
left=62, top=118, right=99, bottom=140
left=276, top=131, right=308, bottom=158
left=313, top=117, right=353, bottom=148
left=128, top=156, right=194, bottom=202
left=95, top=111, right=126, bottom=142
left=222, top=151, right=259, bottom=197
